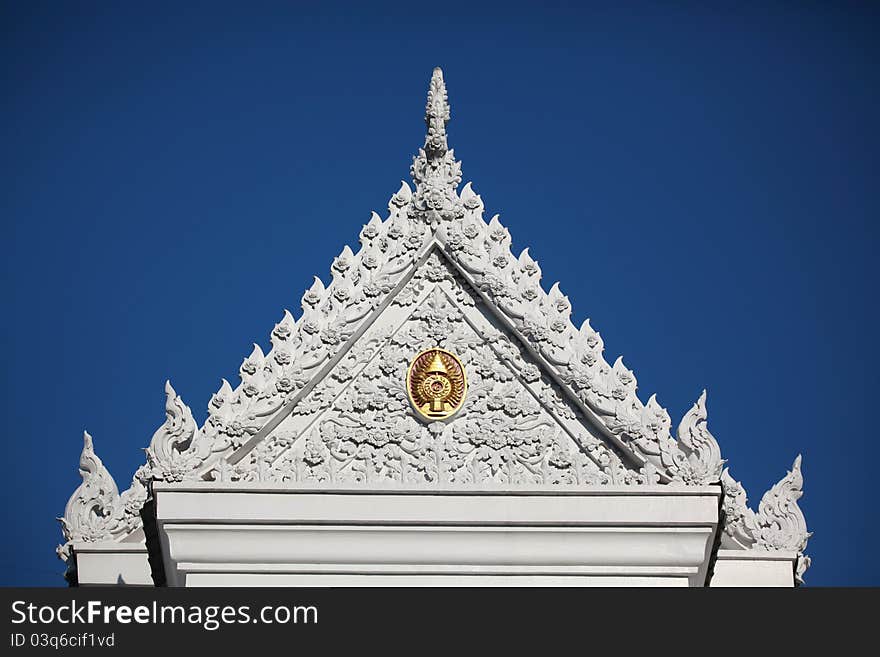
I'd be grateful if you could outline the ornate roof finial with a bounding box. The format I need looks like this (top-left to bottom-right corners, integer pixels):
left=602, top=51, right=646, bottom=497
left=410, top=67, right=463, bottom=227
left=425, top=67, right=451, bottom=156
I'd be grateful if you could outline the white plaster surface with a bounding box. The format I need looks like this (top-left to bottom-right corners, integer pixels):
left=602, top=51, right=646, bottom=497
left=73, top=541, right=153, bottom=586
left=709, top=549, right=797, bottom=587
left=154, top=485, right=720, bottom=587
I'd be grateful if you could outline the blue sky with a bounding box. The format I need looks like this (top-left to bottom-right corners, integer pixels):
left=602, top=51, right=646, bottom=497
left=2, top=1, right=877, bottom=586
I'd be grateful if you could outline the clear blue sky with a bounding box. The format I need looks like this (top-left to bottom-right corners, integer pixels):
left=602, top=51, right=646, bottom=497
left=2, top=1, right=877, bottom=586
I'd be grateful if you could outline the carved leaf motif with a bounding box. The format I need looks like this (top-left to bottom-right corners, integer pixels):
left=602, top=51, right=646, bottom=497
left=145, top=381, right=207, bottom=482
left=755, top=455, right=811, bottom=553
left=719, top=468, right=758, bottom=549
left=671, top=390, right=725, bottom=484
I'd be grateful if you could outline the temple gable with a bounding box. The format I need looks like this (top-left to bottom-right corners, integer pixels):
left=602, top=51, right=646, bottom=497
left=57, top=68, right=811, bottom=587
left=213, top=251, right=637, bottom=487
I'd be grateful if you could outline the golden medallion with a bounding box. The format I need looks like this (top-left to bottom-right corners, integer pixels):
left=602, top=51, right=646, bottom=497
left=407, top=348, right=467, bottom=421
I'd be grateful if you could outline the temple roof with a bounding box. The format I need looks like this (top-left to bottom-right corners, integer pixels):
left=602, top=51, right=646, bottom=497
left=59, top=68, right=811, bottom=583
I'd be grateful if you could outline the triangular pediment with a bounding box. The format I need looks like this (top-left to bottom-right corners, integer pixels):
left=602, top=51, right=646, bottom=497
left=208, top=250, right=639, bottom=486
left=58, top=68, right=810, bottom=584
left=129, top=67, right=731, bottom=492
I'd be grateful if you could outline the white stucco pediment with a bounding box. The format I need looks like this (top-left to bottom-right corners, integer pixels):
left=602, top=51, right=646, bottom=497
left=210, top=249, right=639, bottom=488
left=58, top=68, right=811, bottom=586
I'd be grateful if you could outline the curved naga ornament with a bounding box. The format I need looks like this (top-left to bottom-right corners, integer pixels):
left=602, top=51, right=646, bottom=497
left=407, top=348, right=467, bottom=421
left=660, top=390, right=725, bottom=485
left=57, top=432, right=147, bottom=562
left=755, top=455, right=812, bottom=583
left=720, top=456, right=812, bottom=584
left=144, top=381, right=209, bottom=482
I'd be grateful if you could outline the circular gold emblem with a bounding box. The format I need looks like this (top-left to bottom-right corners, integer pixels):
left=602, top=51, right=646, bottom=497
left=407, top=348, right=467, bottom=421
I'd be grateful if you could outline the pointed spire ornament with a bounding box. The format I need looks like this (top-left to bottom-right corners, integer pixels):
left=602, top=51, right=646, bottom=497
left=410, top=67, right=464, bottom=227
left=424, top=67, right=451, bottom=156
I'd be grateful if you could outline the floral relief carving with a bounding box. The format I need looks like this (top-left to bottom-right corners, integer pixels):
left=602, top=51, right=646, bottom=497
left=212, top=264, right=630, bottom=488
